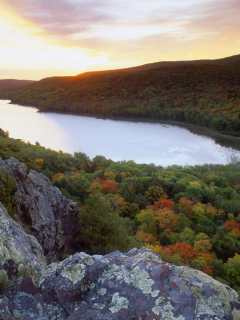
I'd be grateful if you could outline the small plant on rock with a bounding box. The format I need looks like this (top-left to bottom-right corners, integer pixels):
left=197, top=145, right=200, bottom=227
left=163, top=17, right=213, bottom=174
left=0, top=270, right=9, bottom=292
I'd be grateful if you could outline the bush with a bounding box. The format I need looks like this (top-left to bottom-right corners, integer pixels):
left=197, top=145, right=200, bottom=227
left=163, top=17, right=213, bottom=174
left=0, top=270, right=9, bottom=292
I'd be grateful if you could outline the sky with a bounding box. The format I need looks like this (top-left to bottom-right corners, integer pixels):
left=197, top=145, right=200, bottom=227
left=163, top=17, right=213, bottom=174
left=0, top=0, right=239, bottom=80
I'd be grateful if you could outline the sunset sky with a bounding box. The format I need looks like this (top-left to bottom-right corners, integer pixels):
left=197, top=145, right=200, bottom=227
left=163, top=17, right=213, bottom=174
left=0, top=0, right=239, bottom=80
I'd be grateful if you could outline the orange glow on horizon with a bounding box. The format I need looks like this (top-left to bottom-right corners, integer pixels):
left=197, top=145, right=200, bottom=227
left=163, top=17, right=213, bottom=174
left=0, top=0, right=239, bottom=80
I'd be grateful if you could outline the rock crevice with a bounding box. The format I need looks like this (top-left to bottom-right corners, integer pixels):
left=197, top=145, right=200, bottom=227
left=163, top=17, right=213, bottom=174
left=0, top=157, right=79, bottom=263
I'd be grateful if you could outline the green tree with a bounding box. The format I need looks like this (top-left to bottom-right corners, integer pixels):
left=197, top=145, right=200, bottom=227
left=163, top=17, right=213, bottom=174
left=178, top=212, right=192, bottom=232
left=172, top=227, right=195, bottom=246
left=224, top=254, right=240, bottom=287
left=136, top=209, right=158, bottom=236
left=211, top=228, right=240, bottom=262
left=0, top=169, right=16, bottom=218
left=78, top=192, right=134, bottom=254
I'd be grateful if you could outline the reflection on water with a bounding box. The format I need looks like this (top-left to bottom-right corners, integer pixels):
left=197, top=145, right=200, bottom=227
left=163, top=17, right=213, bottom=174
left=0, top=100, right=240, bottom=166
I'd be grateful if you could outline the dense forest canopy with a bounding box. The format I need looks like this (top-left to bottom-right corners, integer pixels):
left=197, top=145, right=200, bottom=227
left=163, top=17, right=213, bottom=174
left=0, top=62, right=240, bottom=137
left=0, top=129, right=240, bottom=294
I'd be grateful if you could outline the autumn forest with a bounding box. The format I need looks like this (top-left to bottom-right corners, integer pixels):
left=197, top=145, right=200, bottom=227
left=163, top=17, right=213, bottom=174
left=0, top=129, right=240, bottom=294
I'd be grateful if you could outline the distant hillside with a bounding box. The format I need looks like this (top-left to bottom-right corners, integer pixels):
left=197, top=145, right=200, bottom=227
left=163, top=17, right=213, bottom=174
left=77, top=53, right=240, bottom=75
left=0, top=57, right=240, bottom=137
left=0, top=79, right=35, bottom=89
left=122, top=53, right=240, bottom=72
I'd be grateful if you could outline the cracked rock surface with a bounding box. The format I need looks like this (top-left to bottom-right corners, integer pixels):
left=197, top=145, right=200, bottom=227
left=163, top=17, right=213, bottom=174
left=0, top=157, right=79, bottom=263
left=1, top=230, right=240, bottom=319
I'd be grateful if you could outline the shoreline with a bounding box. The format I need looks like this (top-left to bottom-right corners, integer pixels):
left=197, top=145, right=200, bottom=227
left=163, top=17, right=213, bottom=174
left=5, top=99, right=240, bottom=151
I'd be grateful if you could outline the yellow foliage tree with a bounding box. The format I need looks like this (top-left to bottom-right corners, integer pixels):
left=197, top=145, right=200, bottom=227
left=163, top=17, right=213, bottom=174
left=154, top=208, right=178, bottom=235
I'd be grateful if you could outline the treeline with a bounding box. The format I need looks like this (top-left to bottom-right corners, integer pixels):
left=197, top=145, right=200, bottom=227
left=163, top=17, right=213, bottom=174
left=0, top=129, right=240, bottom=293
left=0, top=64, right=240, bottom=136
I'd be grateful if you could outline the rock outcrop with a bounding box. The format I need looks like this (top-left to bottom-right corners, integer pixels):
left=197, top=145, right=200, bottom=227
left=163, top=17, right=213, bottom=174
left=0, top=157, right=79, bottom=263
left=0, top=240, right=240, bottom=319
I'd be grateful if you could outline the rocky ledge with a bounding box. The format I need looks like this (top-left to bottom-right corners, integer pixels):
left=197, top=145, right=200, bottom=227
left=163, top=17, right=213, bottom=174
left=0, top=158, right=240, bottom=319
left=0, top=157, right=79, bottom=263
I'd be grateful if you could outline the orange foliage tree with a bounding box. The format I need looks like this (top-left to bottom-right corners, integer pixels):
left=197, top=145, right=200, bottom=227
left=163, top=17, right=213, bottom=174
left=177, top=198, right=194, bottom=217
left=223, top=220, right=240, bottom=234
left=111, top=195, right=128, bottom=215
left=87, top=178, right=103, bottom=193
left=154, top=208, right=178, bottom=235
left=102, top=179, right=119, bottom=194
left=162, top=242, right=199, bottom=266
left=194, top=233, right=212, bottom=254
left=52, top=173, right=64, bottom=181
left=151, top=199, right=174, bottom=210
left=135, top=231, right=158, bottom=246
left=35, top=158, right=43, bottom=166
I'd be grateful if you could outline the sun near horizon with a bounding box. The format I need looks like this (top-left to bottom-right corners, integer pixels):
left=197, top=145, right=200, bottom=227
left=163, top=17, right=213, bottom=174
left=0, top=0, right=240, bottom=81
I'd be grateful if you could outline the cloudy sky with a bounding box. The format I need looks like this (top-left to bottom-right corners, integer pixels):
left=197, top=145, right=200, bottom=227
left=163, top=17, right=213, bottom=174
left=0, top=0, right=239, bottom=80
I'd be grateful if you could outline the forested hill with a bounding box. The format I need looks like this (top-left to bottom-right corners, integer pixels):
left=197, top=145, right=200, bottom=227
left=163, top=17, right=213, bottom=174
left=0, top=59, right=240, bottom=137
left=107, top=53, right=240, bottom=72
left=0, top=79, right=35, bottom=89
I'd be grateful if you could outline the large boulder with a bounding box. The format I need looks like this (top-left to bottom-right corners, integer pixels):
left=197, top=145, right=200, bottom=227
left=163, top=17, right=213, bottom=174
left=0, top=246, right=239, bottom=319
left=0, top=157, right=79, bottom=263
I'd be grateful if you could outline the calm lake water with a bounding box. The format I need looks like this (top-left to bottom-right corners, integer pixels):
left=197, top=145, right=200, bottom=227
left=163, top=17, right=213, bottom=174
left=0, top=99, right=240, bottom=166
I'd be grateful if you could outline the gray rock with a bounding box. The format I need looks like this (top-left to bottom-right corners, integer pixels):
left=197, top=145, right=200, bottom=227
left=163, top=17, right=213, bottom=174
left=0, top=157, right=79, bottom=263
left=0, top=202, right=46, bottom=281
left=1, top=247, right=240, bottom=319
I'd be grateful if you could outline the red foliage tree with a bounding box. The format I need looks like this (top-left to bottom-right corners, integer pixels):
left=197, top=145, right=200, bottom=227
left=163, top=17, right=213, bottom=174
left=102, top=179, right=119, bottom=194
left=223, top=220, right=240, bottom=234
left=152, top=199, right=174, bottom=210
left=162, top=242, right=199, bottom=266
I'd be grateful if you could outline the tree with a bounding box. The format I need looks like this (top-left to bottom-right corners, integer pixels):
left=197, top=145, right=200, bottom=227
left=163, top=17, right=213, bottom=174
left=178, top=212, right=191, bottom=232
left=162, top=242, right=198, bottom=266
left=192, top=203, right=206, bottom=221
left=102, top=179, right=119, bottom=194
left=155, top=208, right=178, bottom=235
left=136, top=209, right=158, bottom=236
left=87, top=178, right=103, bottom=193
left=194, top=233, right=212, bottom=253
left=52, top=172, right=64, bottom=181
left=225, top=254, right=240, bottom=287
left=78, top=192, right=133, bottom=254
left=135, top=231, right=158, bottom=245
left=145, top=185, right=166, bottom=203
left=177, top=197, right=194, bottom=217
left=150, top=198, right=174, bottom=210
left=192, top=257, right=213, bottom=276
left=172, top=227, right=195, bottom=246
left=109, top=195, right=129, bottom=217
left=0, top=169, right=16, bottom=218
left=210, top=228, right=240, bottom=262
left=185, top=184, right=205, bottom=202
left=35, top=158, right=43, bottom=166
left=195, top=218, right=217, bottom=237
left=223, top=220, right=240, bottom=234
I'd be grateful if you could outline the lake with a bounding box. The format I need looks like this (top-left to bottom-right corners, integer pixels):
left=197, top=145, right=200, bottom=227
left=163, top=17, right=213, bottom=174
left=0, top=99, right=240, bottom=166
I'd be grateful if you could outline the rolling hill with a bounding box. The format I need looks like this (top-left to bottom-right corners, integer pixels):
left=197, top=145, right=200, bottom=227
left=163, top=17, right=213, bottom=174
left=0, top=54, right=240, bottom=137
